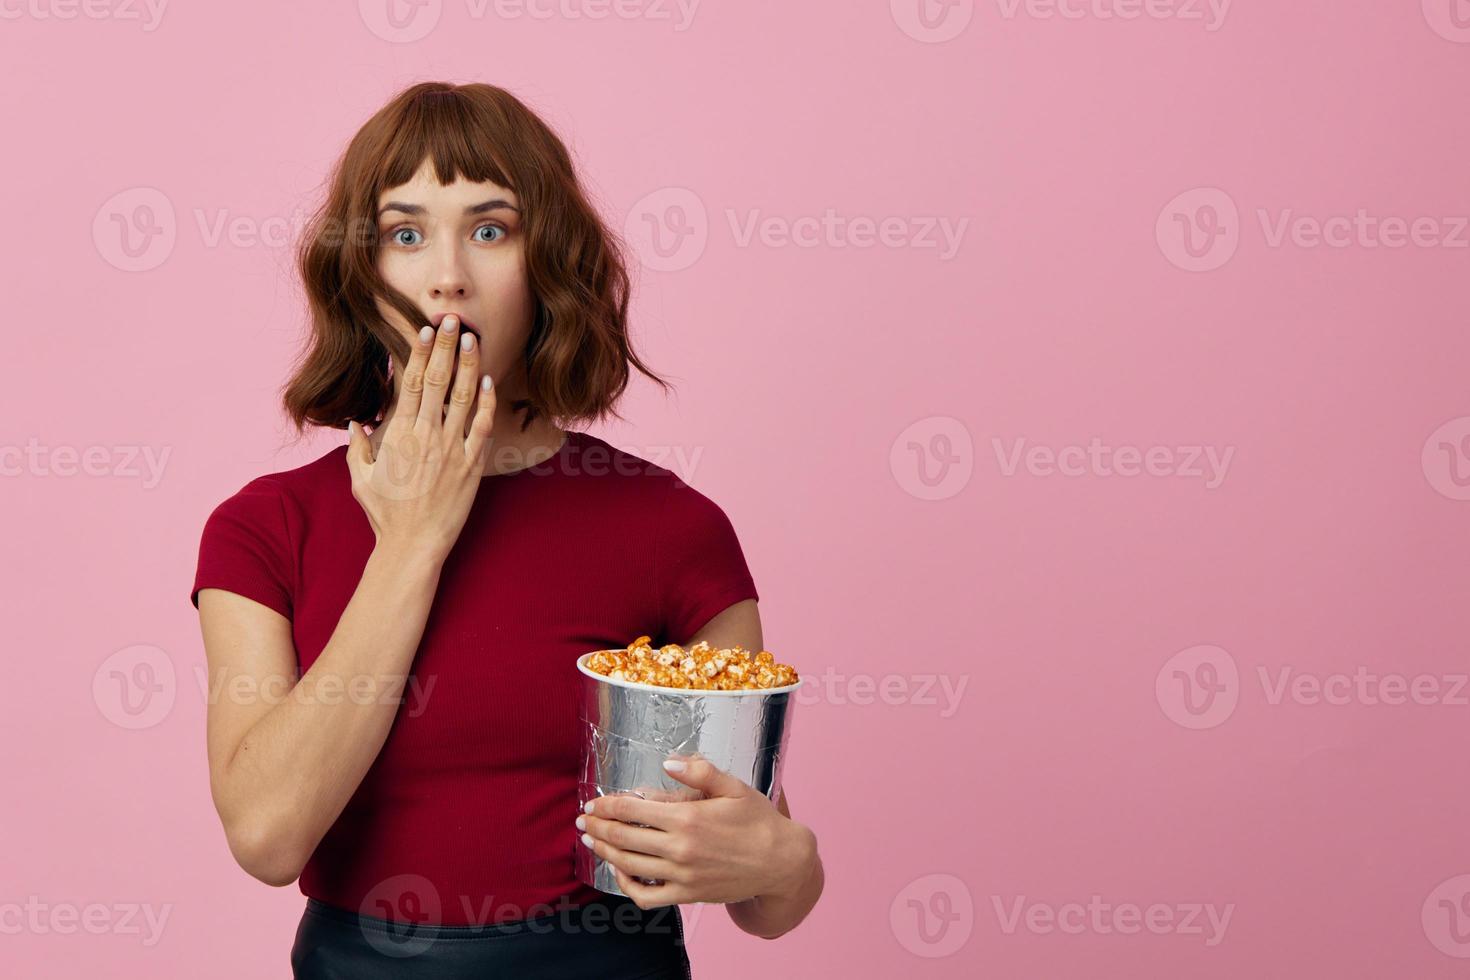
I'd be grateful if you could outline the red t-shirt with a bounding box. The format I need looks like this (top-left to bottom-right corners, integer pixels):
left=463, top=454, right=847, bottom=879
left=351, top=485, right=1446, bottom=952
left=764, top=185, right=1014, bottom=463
left=189, top=429, right=759, bottom=924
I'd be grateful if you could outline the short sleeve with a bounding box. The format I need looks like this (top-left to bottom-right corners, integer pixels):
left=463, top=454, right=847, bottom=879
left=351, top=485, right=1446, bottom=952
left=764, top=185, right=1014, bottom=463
left=655, top=476, right=759, bottom=644
left=190, top=477, right=295, bottom=621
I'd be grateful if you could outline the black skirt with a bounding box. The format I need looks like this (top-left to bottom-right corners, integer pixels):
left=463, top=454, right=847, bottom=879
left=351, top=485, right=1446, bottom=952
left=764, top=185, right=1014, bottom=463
left=290, top=894, right=693, bottom=979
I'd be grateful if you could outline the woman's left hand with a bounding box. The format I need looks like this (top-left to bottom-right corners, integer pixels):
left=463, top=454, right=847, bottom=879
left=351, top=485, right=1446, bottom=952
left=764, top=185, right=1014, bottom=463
left=578, top=754, right=817, bottom=909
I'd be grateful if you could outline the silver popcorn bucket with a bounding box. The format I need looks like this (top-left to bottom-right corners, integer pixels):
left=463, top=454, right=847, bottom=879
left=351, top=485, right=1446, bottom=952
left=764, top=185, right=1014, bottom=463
left=574, top=650, right=802, bottom=897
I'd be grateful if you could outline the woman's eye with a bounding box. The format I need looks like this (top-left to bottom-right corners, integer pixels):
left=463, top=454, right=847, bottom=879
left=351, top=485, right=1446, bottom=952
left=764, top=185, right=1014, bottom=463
left=384, top=226, right=503, bottom=246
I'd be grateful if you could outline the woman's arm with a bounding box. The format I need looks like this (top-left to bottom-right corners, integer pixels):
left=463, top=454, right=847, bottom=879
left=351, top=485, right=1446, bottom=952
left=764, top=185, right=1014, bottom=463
left=723, top=789, right=824, bottom=940
left=683, top=602, right=824, bottom=938
left=198, top=539, right=442, bottom=886
left=200, top=321, right=498, bottom=886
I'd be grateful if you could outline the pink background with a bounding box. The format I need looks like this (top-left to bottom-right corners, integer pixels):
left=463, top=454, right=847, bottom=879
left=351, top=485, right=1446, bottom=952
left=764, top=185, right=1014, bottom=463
left=4, top=1, right=1470, bottom=976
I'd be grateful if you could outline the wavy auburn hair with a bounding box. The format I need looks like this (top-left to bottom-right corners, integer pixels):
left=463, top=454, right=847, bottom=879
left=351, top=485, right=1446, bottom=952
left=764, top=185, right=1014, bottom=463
left=282, top=81, right=669, bottom=438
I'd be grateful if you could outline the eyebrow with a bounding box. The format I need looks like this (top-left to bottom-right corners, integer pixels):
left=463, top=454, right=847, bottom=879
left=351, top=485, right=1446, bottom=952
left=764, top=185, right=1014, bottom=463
left=377, top=198, right=521, bottom=219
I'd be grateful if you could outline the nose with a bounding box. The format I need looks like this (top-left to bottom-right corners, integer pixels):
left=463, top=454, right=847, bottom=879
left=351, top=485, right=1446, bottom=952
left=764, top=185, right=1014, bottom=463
left=427, top=239, right=472, bottom=300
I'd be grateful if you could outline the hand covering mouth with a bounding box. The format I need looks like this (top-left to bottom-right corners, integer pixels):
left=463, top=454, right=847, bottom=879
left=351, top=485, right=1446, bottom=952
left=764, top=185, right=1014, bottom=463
left=430, top=313, right=482, bottom=340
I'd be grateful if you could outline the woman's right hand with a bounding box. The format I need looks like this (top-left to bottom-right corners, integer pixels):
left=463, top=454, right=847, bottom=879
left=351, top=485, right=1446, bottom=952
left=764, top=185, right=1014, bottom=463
left=345, top=315, right=496, bottom=563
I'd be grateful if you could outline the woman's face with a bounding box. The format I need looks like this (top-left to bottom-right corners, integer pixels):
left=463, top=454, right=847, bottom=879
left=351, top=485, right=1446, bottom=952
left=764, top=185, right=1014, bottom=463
left=374, top=158, right=534, bottom=408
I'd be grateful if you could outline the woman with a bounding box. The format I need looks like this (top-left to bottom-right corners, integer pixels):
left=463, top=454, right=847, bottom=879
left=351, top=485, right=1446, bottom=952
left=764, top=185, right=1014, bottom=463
left=190, top=81, right=823, bottom=978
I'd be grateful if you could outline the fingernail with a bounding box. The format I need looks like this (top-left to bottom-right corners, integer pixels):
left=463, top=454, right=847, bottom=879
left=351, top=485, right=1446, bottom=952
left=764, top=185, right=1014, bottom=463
left=460, top=332, right=473, bottom=351
left=583, top=800, right=596, bottom=815
left=441, top=316, right=458, bottom=331
left=575, top=815, right=586, bottom=831
left=419, top=326, right=434, bottom=343
left=580, top=833, right=595, bottom=849
left=481, top=375, right=492, bottom=392
left=663, top=759, right=687, bottom=773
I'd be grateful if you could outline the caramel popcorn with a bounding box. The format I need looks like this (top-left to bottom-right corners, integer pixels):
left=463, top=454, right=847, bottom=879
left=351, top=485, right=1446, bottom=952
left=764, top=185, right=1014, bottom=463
left=584, top=636, right=799, bottom=691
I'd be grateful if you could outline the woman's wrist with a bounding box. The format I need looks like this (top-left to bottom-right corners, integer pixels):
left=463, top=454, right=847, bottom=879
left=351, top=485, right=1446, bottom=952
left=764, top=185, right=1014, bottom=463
left=726, top=819, right=823, bottom=939
left=768, top=820, right=819, bottom=900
